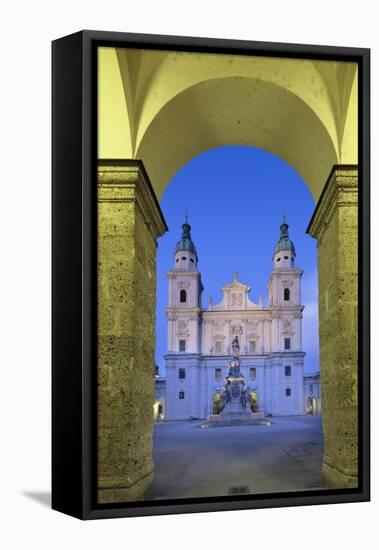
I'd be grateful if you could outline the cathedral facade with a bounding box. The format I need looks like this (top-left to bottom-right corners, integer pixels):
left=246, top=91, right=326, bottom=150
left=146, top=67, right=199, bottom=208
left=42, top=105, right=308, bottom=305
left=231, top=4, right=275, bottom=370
left=164, top=217, right=307, bottom=420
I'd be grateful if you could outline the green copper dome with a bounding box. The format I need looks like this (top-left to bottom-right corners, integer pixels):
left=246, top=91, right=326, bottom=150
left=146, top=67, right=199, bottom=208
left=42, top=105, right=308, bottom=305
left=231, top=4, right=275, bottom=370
left=175, top=215, right=198, bottom=259
left=274, top=215, right=296, bottom=255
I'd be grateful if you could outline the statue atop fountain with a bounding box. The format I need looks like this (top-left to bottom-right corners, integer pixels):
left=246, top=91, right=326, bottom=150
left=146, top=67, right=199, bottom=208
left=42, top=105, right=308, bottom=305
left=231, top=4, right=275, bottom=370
left=216, top=335, right=253, bottom=421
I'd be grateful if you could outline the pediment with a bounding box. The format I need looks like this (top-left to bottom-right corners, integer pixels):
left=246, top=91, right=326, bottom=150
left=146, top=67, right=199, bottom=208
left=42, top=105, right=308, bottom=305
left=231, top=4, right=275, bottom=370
left=222, top=280, right=250, bottom=292
left=210, top=275, right=260, bottom=311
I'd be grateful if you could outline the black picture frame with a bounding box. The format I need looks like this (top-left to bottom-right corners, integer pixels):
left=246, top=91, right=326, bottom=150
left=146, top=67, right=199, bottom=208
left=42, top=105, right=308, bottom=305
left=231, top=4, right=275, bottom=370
left=52, top=30, right=370, bottom=520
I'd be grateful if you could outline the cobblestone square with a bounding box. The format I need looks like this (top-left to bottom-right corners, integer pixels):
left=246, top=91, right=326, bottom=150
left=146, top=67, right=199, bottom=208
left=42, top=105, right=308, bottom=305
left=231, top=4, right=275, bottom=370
left=151, top=415, right=325, bottom=499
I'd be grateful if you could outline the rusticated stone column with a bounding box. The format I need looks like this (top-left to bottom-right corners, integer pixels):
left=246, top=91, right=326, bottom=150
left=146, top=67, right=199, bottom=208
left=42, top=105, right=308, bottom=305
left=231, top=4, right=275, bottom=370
left=97, top=160, right=167, bottom=504
left=307, top=165, right=358, bottom=488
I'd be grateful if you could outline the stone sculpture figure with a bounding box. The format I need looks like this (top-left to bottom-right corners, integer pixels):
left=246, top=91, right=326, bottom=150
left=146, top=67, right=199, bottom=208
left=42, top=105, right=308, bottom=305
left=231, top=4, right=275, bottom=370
left=231, top=335, right=240, bottom=356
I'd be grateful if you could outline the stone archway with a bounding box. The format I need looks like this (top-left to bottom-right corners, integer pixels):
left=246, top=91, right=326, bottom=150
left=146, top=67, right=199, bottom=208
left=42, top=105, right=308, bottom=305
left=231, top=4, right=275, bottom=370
left=97, top=47, right=359, bottom=502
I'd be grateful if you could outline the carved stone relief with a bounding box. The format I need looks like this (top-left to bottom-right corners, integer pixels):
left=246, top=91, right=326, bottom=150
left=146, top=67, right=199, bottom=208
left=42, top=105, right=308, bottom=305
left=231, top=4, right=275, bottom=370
left=230, top=292, right=243, bottom=306
left=177, top=320, right=188, bottom=335
left=282, top=316, right=295, bottom=335
left=177, top=281, right=190, bottom=289
left=213, top=320, right=225, bottom=332
left=230, top=323, right=243, bottom=336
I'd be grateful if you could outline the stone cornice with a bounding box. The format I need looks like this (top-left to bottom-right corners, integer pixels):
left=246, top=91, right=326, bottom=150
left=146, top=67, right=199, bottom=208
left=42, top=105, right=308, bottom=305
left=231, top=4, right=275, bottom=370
left=307, top=165, right=358, bottom=243
left=202, top=310, right=270, bottom=318
left=167, top=270, right=202, bottom=277
left=270, top=305, right=304, bottom=316
left=97, top=159, right=168, bottom=240
left=269, top=351, right=306, bottom=358
left=270, top=268, right=304, bottom=275
left=164, top=353, right=201, bottom=360
left=166, top=307, right=201, bottom=313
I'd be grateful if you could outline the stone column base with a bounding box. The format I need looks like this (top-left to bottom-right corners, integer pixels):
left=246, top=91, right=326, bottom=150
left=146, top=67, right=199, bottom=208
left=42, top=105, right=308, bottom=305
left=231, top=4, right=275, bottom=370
left=323, top=462, right=358, bottom=489
left=98, top=471, right=154, bottom=504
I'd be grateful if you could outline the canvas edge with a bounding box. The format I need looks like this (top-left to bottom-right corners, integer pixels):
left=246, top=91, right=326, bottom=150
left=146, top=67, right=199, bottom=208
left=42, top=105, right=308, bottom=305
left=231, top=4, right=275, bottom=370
left=52, top=30, right=370, bottom=520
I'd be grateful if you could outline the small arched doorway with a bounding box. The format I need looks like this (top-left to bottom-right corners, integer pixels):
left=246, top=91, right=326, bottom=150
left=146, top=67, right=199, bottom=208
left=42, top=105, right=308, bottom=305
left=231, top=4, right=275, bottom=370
left=153, top=399, right=165, bottom=422
left=306, top=396, right=317, bottom=415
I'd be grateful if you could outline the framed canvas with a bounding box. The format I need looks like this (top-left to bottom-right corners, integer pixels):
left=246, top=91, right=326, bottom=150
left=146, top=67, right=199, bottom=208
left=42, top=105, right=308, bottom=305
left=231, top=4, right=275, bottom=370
left=52, top=30, right=370, bottom=520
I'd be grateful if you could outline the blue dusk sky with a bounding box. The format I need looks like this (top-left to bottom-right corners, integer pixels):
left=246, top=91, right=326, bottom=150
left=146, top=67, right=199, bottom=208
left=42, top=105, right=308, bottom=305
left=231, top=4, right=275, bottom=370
left=155, top=146, right=319, bottom=375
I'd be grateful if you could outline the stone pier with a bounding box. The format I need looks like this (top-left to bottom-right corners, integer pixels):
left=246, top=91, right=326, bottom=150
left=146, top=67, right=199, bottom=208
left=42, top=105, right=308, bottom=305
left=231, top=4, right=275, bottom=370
left=97, top=160, right=167, bottom=504
left=307, top=165, right=358, bottom=488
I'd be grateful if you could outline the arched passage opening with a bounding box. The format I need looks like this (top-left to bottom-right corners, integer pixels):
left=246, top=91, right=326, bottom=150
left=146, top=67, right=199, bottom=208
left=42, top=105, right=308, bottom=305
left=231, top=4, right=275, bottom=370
left=97, top=49, right=359, bottom=502
left=212, top=392, right=222, bottom=415
left=306, top=396, right=318, bottom=416
left=153, top=398, right=165, bottom=422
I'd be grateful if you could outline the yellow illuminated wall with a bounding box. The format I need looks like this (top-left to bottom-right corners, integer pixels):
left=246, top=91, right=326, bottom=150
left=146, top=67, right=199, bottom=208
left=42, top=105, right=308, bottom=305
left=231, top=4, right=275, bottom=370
left=98, top=46, right=357, bottom=201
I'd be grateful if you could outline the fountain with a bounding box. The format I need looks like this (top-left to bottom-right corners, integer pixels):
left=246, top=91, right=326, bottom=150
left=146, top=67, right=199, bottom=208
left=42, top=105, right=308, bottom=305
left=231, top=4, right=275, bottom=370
left=216, top=335, right=254, bottom=421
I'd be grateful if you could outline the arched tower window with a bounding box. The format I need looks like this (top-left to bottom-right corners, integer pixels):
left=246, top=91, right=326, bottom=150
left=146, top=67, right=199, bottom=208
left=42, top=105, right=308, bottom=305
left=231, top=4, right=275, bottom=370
left=284, top=287, right=290, bottom=301
left=180, top=289, right=187, bottom=303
